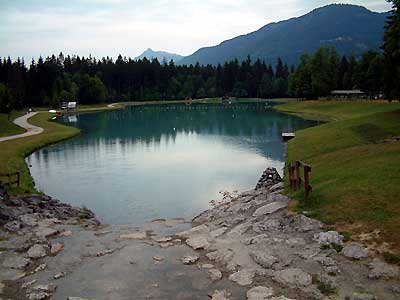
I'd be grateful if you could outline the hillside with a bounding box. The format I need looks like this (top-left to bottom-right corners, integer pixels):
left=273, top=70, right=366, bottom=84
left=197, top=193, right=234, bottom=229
left=180, top=4, right=390, bottom=66
left=135, top=48, right=184, bottom=63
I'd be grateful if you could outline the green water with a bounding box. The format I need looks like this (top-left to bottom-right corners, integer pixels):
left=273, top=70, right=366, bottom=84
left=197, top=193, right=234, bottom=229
left=27, top=103, right=314, bottom=224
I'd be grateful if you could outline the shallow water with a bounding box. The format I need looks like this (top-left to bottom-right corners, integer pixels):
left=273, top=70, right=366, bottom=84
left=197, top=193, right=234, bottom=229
left=27, top=103, right=314, bottom=224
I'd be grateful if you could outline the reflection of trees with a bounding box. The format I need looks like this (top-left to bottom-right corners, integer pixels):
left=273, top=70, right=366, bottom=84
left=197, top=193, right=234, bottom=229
left=53, top=103, right=314, bottom=161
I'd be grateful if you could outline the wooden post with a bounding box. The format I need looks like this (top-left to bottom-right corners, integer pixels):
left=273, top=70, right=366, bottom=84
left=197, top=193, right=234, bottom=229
left=295, top=161, right=301, bottom=190
left=304, top=165, right=312, bottom=201
left=288, top=163, right=293, bottom=189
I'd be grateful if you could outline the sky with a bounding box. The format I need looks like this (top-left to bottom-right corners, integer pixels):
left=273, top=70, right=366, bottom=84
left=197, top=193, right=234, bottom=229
left=0, top=0, right=392, bottom=60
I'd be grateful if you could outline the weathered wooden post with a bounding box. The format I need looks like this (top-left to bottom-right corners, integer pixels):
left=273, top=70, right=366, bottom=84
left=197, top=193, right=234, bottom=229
left=304, top=165, right=312, bottom=201
left=288, top=163, right=293, bottom=189
left=295, top=161, right=301, bottom=190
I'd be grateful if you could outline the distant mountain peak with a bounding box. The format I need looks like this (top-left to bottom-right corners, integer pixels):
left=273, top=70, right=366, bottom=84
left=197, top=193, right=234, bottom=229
left=135, top=49, right=184, bottom=63
left=179, top=4, right=389, bottom=66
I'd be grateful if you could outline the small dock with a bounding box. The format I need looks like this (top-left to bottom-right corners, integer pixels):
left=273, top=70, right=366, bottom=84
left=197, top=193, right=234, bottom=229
left=282, top=132, right=295, bottom=141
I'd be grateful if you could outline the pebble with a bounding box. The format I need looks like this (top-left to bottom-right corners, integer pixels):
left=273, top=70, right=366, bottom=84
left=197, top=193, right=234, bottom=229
left=50, top=242, right=64, bottom=255
left=208, top=269, right=223, bottom=281
left=228, top=269, right=255, bottom=286
left=181, top=255, right=199, bottom=265
left=152, top=256, right=164, bottom=262
left=54, top=272, right=67, bottom=280
left=208, top=290, right=231, bottom=300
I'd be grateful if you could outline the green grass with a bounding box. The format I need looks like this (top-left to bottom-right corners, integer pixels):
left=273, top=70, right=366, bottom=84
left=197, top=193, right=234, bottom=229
left=0, top=112, right=25, bottom=137
left=276, top=100, right=400, bottom=248
left=0, top=112, right=80, bottom=193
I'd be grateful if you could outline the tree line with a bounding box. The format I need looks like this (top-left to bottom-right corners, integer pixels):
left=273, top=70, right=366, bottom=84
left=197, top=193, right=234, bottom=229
left=0, top=1, right=398, bottom=113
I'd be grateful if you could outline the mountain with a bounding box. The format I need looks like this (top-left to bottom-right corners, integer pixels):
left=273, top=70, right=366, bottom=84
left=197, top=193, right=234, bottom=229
left=135, top=48, right=184, bottom=63
left=179, top=4, right=390, bottom=66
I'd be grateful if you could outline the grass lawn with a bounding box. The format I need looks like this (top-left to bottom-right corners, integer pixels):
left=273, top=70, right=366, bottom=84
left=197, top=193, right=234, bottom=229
left=276, top=100, right=400, bottom=250
left=0, top=112, right=80, bottom=193
left=0, top=111, right=25, bottom=137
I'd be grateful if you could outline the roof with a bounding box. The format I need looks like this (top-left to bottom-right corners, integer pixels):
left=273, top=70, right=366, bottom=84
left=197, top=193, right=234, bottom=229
left=331, top=90, right=364, bottom=95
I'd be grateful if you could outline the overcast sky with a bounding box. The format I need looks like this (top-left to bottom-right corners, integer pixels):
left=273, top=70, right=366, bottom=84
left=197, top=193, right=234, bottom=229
left=0, top=0, right=392, bottom=60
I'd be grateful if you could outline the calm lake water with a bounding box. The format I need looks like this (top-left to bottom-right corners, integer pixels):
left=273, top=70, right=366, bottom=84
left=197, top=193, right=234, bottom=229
left=27, top=103, right=314, bottom=224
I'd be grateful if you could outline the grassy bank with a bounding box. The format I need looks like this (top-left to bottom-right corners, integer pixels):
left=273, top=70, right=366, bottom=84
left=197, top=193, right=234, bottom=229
left=0, top=111, right=25, bottom=137
left=0, top=113, right=80, bottom=193
left=276, top=100, right=400, bottom=250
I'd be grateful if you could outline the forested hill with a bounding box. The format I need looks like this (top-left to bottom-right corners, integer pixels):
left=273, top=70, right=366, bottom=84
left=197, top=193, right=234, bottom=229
left=180, top=4, right=389, bottom=66
left=135, top=48, right=184, bottom=63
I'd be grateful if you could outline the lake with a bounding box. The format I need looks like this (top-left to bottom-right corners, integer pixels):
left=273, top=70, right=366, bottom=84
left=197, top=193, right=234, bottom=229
left=27, top=103, right=314, bottom=224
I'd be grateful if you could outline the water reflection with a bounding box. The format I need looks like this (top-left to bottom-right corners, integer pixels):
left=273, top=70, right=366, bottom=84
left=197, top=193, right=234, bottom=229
left=27, top=103, right=314, bottom=224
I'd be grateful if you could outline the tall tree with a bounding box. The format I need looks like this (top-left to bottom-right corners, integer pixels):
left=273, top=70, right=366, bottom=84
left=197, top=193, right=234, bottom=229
left=383, top=0, right=400, bottom=100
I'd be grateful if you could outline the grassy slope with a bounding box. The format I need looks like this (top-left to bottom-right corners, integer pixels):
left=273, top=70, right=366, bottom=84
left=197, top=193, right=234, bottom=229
left=0, top=113, right=80, bottom=193
left=0, top=112, right=25, bottom=137
left=276, top=100, right=400, bottom=249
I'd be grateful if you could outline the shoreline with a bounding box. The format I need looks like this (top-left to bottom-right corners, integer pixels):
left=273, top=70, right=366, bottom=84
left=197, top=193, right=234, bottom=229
left=1, top=168, right=399, bottom=300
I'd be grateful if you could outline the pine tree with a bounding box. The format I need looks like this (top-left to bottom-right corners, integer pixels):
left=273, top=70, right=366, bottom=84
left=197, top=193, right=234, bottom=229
left=383, top=0, right=400, bottom=100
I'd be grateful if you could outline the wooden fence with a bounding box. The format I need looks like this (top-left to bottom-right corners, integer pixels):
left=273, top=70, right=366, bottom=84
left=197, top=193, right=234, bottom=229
left=288, top=161, right=312, bottom=201
left=0, top=172, right=20, bottom=187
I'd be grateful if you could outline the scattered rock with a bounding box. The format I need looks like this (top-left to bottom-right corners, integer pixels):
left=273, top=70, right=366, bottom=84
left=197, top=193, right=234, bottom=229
left=119, top=232, right=147, bottom=240
left=228, top=269, right=255, bottom=286
left=206, top=249, right=234, bottom=265
left=209, top=227, right=228, bottom=238
left=155, top=236, right=173, bottom=243
left=313, top=231, right=343, bottom=245
left=4, top=220, right=22, bottom=232
left=27, top=244, right=48, bottom=259
left=273, top=268, right=312, bottom=287
left=159, top=242, right=174, bottom=248
left=181, top=255, right=199, bottom=265
left=53, top=271, right=67, bottom=279
left=252, top=202, right=287, bottom=217
left=94, top=230, right=112, bottom=236
left=28, top=292, right=51, bottom=300
left=208, top=269, right=223, bottom=281
left=2, top=255, right=31, bottom=269
left=50, top=242, right=64, bottom=255
left=186, top=236, right=209, bottom=250
left=34, top=263, right=47, bottom=273
left=152, top=256, right=164, bottom=262
left=368, top=259, right=399, bottom=279
left=208, top=289, right=231, bottom=300
left=176, top=224, right=209, bottom=239
left=22, top=280, right=38, bottom=289
left=250, top=250, right=279, bottom=269
left=246, top=286, right=274, bottom=300
left=351, top=292, right=377, bottom=300
left=67, top=297, right=96, bottom=300
left=33, top=284, right=57, bottom=293
left=269, top=297, right=296, bottom=300
left=201, top=264, right=214, bottom=269
left=36, top=227, right=59, bottom=238
left=341, top=243, right=368, bottom=260
left=58, top=230, right=73, bottom=237
left=96, top=249, right=114, bottom=257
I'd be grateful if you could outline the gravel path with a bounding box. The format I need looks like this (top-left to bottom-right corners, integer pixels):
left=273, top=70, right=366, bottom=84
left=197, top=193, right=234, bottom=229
left=0, top=112, right=44, bottom=143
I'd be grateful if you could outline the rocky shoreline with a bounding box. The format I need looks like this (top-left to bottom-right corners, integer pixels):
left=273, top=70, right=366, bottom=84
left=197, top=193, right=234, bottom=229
left=0, top=170, right=399, bottom=300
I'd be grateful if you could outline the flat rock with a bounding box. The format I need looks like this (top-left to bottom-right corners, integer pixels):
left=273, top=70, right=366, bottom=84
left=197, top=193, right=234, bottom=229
left=368, top=259, right=399, bottom=279
left=154, top=236, right=173, bottom=243
left=273, top=268, right=312, bottom=287
left=152, top=256, right=164, bottom=262
left=206, top=249, right=234, bottom=265
left=181, top=255, right=199, bottom=265
left=252, top=202, right=287, bottom=217
left=176, top=224, right=209, bottom=238
left=33, top=284, right=57, bottom=293
left=351, top=293, right=377, bottom=300
left=269, top=182, right=284, bottom=193
left=208, top=269, right=223, bottom=281
left=186, top=236, right=209, bottom=250
left=119, top=232, right=147, bottom=240
left=201, top=263, right=214, bottom=269
left=2, top=255, right=31, bottom=269
left=250, top=250, right=278, bottom=269
left=341, top=243, right=368, bottom=260
left=28, top=292, right=51, bottom=300
left=36, top=227, right=59, bottom=238
left=209, top=227, right=228, bottom=238
left=59, top=230, right=73, bottom=237
left=246, top=286, right=274, bottom=300
left=27, top=244, right=48, bottom=259
left=50, top=242, right=64, bottom=255
left=313, top=231, right=343, bottom=245
left=228, top=269, right=255, bottom=286
left=209, top=289, right=231, bottom=300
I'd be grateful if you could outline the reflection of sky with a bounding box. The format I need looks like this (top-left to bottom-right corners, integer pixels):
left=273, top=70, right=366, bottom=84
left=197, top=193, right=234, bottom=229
left=27, top=104, right=314, bottom=224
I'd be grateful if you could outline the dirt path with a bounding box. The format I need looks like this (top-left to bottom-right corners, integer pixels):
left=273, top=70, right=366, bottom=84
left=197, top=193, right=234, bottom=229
left=0, top=112, right=44, bottom=143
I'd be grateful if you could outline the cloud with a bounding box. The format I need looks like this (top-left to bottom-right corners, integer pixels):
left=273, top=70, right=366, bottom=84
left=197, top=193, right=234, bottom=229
left=0, top=0, right=392, bottom=59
